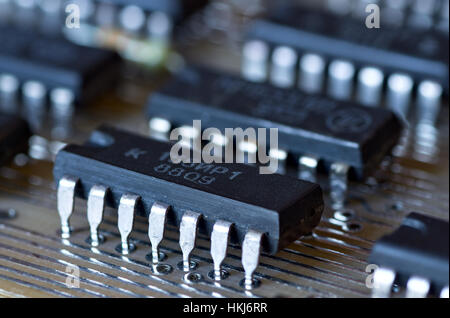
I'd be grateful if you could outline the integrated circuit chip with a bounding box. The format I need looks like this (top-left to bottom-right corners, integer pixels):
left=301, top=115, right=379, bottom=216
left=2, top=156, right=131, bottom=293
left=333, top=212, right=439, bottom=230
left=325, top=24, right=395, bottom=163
left=0, top=27, right=121, bottom=105
left=146, top=66, right=403, bottom=181
left=369, top=212, right=449, bottom=298
left=245, top=5, right=449, bottom=92
left=53, top=125, right=324, bottom=287
left=0, top=113, right=31, bottom=165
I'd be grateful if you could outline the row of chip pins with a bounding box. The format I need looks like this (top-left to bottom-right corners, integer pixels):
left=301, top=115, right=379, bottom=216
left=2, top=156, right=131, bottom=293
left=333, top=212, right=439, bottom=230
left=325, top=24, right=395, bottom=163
left=372, top=266, right=449, bottom=298
left=0, top=73, right=75, bottom=137
left=92, top=1, right=173, bottom=41
left=118, top=5, right=173, bottom=40
left=56, top=176, right=264, bottom=288
left=242, top=41, right=443, bottom=125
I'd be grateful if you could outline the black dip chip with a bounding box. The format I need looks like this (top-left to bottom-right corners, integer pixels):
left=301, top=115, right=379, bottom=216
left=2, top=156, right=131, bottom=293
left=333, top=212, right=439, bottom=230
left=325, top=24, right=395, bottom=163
left=147, top=66, right=403, bottom=179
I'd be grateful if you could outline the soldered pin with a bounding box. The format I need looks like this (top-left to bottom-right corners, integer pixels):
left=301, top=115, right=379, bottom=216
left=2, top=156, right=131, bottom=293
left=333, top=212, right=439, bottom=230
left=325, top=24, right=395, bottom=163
left=117, top=193, right=140, bottom=254
left=270, top=46, right=297, bottom=88
left=241, top=40, right=270, bottom=83
left=87, top=184, right=109, bottom=246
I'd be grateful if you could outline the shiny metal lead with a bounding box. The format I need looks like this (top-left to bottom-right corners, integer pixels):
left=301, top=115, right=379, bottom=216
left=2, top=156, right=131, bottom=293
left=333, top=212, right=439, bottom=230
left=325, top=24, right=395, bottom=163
left=50, top=87, right=75, bottom=119
left=441, top=286, right=449, bottom=298
left=406, top=276, right=430, bottom=298
left=416, top=80, right=442, bottom=126
left=241, top=40, right=269, bottom=83
left=117, top=193, right=140, bottom=254
left=147, top=11, right=173, bottom=40
left=270, top=46, right=297, bottom=88
left=330, top=162, right=349, bottom=210
left=268, top=148, right=288, bottom=174
left=298, top=53, right=325, bottom=93
left=119, top=5, right=145, bottom=34
left=87, top=184, right=109, bottom=246
left=327, top=60, right=355, bottom=100
left=179, top=211, right=202, bottom=271
left=372, top=267, right=396, bottom=298
left=22, top=80, right=47, bottom=131
left=57, top=175, right=79, bottom=239
left=50, top=87, right=75, bottom=139
left=0, top=73, right=19, bottom=113
left=210, top=220, right=232, bottom=280
left=148, top=202, right=169, bottom=263
left=242, top=230, right=263, bottom=290
left=237, top=139, right=258, bottom=164
left=386, top=73, right=414, bottom=120
left=356, top=67, right=384, bottom=107
left=298, top=155, right=319, bottom=183
left=148, top=117, right=171, bottom=141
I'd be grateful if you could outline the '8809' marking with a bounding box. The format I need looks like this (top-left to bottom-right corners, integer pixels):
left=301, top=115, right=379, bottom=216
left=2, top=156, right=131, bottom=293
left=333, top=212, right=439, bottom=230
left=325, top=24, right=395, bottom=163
left=153, top=152, right=243, bottom=185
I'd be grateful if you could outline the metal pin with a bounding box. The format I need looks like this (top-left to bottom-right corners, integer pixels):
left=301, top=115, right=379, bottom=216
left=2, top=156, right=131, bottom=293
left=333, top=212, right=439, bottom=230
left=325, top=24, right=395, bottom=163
left=117, top=193, right=139, bottom=254
left=148, top=202, right=169, bottom=263
left=0, top=73, right=19, bottom=113
left=242, top=230, right=263, bottom=290
left=119, top=5, right=145, bottom=34
left=149, top=117, right=171, bottom=141
left=241, top=40, right=269, bottom=83
left=50, top=87, right=75, bottom=118
left=298, top=155, right=319, bottom=183
left=440, top=286, right=449, bottom=298
left=87, top=184, right=109, bottom=246
left=22, top=80, right=46, bottom=107
left=50, top=87, right=75, bottom=139
left=237, top=140, right=258, bottom=164
left=22, top=80, right=47, bottom=131
left=179, top=211, right=201, bottom=271
left=386, top=73, right=414, bottom=120
left=210, top=132, right=228, bottom=147
left=147, top=11, right=173, bottom=40
left=330, top=162, right=349, bottom=210
left=327, top=60, right=355, bottom=100
left=210, top=220, right=232, bottom=280
left=299, top=53, right=325, bottom=93
left=57, top=175, right=78, bottom=239
left=357, top=67, right=384, bottom=107
left=270, top=46, right=297, bottom=88
left=406, top=276, right=430, bottom=298
left=416, top=80, right=442, bottom=125
left=372, top=267, right=396, bottom=298
left=268, top=148, right=287, bottom=174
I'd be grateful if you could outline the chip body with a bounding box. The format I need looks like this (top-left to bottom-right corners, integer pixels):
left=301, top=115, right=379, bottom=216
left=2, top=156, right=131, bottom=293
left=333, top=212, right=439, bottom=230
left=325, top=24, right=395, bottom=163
left=369, top=213, right=449, bottom=296
left=0, top=27, right=121, bottom=104
left=53, top=125, right=324, bottom=254
left=147, top=66, right=403, bottom=179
